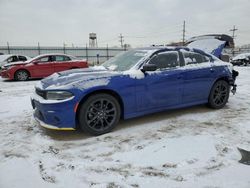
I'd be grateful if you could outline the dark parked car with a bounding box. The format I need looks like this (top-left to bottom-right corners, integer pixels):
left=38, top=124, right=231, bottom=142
left=0, top=54, right=88, bottom=80
left=231, top=53, right=250, bottom=66
left=31, top=47, right=238, bottom=135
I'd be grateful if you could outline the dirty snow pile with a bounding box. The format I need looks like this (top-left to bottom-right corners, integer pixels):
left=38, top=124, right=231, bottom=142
left=0, top=67, right=250, bottom=188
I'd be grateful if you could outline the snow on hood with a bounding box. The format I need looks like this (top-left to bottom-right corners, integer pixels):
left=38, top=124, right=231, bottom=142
left=232, top=53, right=250, bottom=61
left=37, top=67, right=119, bottom=90
left=3, top=61, right=29, bottom=67
left=187, top=39, right=226, bottom=58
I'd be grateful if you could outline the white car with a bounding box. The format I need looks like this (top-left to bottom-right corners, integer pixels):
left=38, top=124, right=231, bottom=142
left=0, top=54, right=30, bottom=68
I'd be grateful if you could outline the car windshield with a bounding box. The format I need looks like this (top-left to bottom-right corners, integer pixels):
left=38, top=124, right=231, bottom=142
left=102, top=50, right=150, bottom=71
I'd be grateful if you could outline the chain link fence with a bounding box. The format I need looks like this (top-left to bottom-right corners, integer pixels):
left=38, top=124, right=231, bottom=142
left=0, top=45, right=128, bottom=65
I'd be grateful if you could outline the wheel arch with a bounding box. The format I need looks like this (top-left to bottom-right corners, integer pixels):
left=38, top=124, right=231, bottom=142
left=75, top=89, right=124, bottom=129
left=208, top=76, right=231, bottom=100
left=214, top=76, right=230, bottom=84
left=14, top=68, right=31, bottom=79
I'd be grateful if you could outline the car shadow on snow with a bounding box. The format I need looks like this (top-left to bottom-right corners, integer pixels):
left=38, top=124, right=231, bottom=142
left=2, top=78, right=41, bottom=82
left=41, top=104, right=215, bottom=141
left=115, top=104, right=215, bottom=131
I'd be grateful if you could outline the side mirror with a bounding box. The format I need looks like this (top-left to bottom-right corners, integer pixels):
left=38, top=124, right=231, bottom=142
left=32, top=60, right=39, bottom=64
left=141, top=64, right=157, bottom=72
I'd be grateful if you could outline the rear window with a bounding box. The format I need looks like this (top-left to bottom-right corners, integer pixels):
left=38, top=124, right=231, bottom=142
left=183, top=52, right=210, bottom=65
left=55, top=55, right=71, bottom=61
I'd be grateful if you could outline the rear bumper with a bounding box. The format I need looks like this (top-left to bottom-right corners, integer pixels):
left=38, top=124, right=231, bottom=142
left=230, top=70, right=239, bottom=95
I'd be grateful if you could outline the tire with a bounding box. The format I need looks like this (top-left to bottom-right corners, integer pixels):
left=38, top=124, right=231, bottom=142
left=78, top=93, right=121, bottom=135
left=14, top=70, right=29, bottom=81
left=208, top=80, right=230, bottom=109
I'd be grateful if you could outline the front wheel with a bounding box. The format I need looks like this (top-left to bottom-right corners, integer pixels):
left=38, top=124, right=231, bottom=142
left=14, top=70, right=29, bottom=81
left=78, top=93, right=121, bottom=135
left=208, top=80, right=230, bottom=109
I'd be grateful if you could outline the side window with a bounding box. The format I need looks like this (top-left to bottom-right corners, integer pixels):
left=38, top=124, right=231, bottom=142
left=37, top=56, right=50, bottom=63
left=7, top=57, right=14, bottom=63
left=7, top=56, right=18, bottom=62
left=18, top=56, right=27, bottom=61
left=64, top=56, right=71, bottom=61
left=55, top=56, right=71, bottom=62
left=183, top=52, right=209, bottom=65
left=149, top=51, right=179, bottom=69
left=55, top=56, right=65, bottom=62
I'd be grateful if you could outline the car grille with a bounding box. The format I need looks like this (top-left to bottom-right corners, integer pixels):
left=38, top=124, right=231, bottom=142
left=36, top=88, right=46, bottom=99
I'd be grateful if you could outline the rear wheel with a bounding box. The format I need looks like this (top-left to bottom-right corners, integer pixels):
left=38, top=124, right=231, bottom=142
left=14, top=70, right=29, bottom=81
left=208, top=80, right=230, bottom=109
left=78, top=93, right=121, bottom=135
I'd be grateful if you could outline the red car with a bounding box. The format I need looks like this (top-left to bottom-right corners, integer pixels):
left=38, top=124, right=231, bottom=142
left=0, top=54, right=88, bottom=81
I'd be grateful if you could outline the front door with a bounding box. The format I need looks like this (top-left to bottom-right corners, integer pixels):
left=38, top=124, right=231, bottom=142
left=32, top=56, right=54, bottom=77
left=136, top=51, right=184, bottom=111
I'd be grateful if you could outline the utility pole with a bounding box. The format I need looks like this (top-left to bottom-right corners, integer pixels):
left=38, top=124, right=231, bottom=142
left=230, top=25, right=238, bottom=56
left=119, top=33, right=124, bottom=48
left=182, top=20, right=186, bottom=46
left=230, top=25, right=238, bottom=40
left=7, top=42, right=10, bottom=54
left=38, top=42, right=40, bottom=55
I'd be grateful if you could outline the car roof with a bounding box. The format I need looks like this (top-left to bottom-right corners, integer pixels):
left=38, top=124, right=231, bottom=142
left=32, top=53, right=76, bottom=59
left=135, top=46, right=210, bottom=57
left=36, top=53, right=74, bottom=56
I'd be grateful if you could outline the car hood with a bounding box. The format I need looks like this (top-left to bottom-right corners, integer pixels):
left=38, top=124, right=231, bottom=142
left=38, top=67, right=121, bottom=90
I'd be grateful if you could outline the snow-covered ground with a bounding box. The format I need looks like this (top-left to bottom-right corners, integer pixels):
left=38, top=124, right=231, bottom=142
left=0, top=67, right=249, bottom=188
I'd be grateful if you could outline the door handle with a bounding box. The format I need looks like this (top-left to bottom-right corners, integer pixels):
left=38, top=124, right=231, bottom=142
left=210, top=68, right=215, bottom=73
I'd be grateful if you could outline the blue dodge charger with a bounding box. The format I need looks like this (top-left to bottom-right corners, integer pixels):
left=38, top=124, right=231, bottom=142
left=31, top=47, right=238, bottom=135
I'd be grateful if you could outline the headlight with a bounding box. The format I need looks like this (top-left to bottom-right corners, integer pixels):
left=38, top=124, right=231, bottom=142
left=2, top=65, right=11, bottom=70
left=46, top=91, right=74, bottom=100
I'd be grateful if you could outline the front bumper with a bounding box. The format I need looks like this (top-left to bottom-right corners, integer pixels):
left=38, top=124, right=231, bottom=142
left=31, top=94, right=77, bottom=130
left=34, top=116, right=75, bottom=130
left=0, top=69, right=10, bottom=79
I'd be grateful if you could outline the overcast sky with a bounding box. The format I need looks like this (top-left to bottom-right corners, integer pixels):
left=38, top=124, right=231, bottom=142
left=0, top=0, right=249, bottom=47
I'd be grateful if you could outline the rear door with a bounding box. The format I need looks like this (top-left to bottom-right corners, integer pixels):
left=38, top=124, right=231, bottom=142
left=53, top=55, right=72, bottom=72
left=31, top=56, right=54, bottom=77
left=136, top=51, right=184, bottom=111
left=181, top=51, right=216, bottom=103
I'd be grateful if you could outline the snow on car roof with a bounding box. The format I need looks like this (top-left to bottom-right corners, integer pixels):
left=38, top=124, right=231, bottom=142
left=27, top=53, right=78, bottom=62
